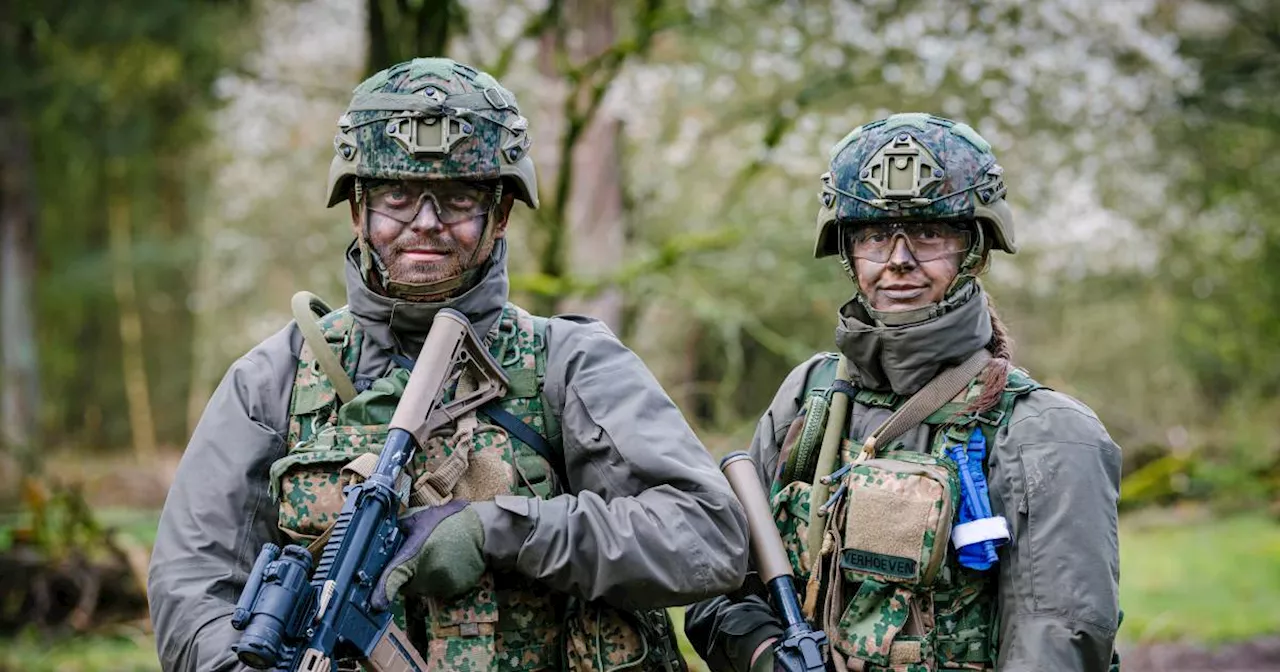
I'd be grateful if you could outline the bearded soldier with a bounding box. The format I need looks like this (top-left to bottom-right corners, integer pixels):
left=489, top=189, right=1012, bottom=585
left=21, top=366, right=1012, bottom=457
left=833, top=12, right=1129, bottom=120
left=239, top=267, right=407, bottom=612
left=685, top=114, right=1121, bottom=672
left=149, top=58, right=748, bottom=672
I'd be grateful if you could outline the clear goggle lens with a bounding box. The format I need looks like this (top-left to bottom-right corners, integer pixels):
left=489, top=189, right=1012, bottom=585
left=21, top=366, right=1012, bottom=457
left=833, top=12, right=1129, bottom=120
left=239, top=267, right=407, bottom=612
left=844, top=221, right=972, bottom=262
left=365, top=180, right=494, bottom=225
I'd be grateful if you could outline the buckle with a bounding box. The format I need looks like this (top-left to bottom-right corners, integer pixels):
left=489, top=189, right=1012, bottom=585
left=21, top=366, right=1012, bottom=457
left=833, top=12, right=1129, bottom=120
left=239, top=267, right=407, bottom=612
left=975, top=407, right=1005, bottom=426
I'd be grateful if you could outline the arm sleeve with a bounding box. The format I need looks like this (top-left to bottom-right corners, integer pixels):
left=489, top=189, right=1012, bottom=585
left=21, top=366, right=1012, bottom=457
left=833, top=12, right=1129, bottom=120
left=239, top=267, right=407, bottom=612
left=147, top=325, right=300, bottom=672
left=684, top=356, right=826, bottom=672
left=471, top=316, right=749, bottom=609
left=988, top=393, right=1122, bottom=672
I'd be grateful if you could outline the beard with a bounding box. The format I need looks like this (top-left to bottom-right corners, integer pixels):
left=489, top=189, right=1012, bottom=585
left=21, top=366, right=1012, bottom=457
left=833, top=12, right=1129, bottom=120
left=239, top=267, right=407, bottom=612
left=377, top=231, right=493, bottom=287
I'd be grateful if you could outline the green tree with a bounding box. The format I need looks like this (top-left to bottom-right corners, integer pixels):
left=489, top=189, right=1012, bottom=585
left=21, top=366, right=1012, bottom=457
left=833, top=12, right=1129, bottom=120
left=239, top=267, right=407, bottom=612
left=0, top=0, right=257, bottom=483
left=0, top=5, right=41, bottom=476
left=367, top=0, right=460, bottom=74
left=1161, top=0, right=1280, bottom=405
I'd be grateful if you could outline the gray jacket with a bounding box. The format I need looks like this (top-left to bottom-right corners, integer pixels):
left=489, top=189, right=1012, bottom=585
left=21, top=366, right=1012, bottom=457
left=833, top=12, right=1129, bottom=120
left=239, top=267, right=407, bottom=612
left=685, top=290, right=1121, bottom=672
left=148, top=241, right=749, bottom=671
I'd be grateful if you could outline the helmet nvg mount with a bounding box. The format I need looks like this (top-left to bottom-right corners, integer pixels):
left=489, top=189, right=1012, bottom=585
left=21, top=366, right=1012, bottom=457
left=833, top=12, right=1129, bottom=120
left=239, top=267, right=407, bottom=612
left=815, top=113, right=1015, bottom=282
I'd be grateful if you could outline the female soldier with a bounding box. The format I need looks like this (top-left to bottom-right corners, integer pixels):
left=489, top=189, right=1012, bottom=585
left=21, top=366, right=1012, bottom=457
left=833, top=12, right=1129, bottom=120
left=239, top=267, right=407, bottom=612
left=685, top=114, right=1121, bottom=672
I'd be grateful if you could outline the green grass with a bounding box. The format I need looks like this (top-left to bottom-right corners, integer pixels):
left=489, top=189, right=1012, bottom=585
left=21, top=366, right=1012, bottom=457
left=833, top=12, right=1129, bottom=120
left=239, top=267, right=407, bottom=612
left=1119, top=510, right=1280, bottom=643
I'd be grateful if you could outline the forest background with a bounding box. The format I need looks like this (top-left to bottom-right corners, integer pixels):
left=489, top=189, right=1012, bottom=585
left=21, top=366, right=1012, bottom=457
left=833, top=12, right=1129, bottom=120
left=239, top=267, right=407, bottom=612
left=1, top=0, right=1278, bottom=670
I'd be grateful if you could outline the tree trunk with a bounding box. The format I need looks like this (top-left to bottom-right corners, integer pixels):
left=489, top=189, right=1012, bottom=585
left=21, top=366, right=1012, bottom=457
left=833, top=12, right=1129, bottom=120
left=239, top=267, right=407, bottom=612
left=630, top=301, right=701, bottom=415
left=0, top=101, right=39, bottom=475
left=366, top=0, right=455, bottom=74
left=108, top=166, right=158, bottom=462
left=538, top=0, right=626, bottom=330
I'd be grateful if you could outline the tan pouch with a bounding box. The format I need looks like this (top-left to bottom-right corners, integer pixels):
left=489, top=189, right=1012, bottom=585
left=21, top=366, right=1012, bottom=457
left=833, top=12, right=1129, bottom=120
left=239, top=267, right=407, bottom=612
left=839, top=451, right=956, bottom=587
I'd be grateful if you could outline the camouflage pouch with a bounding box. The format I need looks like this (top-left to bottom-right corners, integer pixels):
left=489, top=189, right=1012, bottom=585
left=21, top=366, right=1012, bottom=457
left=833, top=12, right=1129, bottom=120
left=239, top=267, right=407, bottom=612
left=271, top=370, right=408, bottom=541
left=831, top=579, right=934, bottom=670
left=770, top=480, right=814, bottom=580
left=417, top=573, right=500, bottom=670
left=838, top=451, right=957, bottom=588
left=565, top=602, right=685, bottom=672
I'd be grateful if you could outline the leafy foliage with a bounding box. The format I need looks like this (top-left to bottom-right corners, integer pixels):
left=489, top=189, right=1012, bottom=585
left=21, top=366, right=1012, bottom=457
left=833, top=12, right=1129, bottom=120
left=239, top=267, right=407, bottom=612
left=1158, top=0, right=1280, bottom=405
left=3, top=0, right=256, bottom=457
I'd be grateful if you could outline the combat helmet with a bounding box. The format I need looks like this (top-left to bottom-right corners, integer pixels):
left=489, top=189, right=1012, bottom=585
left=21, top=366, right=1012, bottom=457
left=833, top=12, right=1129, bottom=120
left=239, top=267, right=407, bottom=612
left=327, top=58, right=537, bottom=298
left=815, top=113, right=1015, bottom=283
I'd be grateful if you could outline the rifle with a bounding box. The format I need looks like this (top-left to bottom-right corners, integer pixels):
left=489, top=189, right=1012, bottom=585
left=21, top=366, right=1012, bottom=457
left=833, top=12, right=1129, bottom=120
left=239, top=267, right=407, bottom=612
left=231, top=308, right=508, bottom=672
left=720, top=452, right=827, bottom=672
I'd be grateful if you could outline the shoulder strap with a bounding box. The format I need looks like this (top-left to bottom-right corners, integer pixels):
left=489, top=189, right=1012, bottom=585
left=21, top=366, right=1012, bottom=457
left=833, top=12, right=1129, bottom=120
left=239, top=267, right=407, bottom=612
left=858, top=349, right=992, bottom=458
left=480, top=402, right=568, bottom=486
left=291, top=291, right=357, bottom=404
left=530, top=315, right=562, bottom=446
left=482, top=312, right=568, bottom=486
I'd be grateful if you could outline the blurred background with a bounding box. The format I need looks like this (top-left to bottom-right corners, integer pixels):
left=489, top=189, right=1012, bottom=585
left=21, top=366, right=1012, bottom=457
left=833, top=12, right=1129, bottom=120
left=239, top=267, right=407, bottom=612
left=1, top=0, right=1278, bottom=670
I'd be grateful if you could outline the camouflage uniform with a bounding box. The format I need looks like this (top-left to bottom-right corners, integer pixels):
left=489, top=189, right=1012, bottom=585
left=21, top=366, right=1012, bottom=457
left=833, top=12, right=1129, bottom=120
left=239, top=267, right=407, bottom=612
left=685, top=115, right=1121, bottom=672
left=148, top=58, right=749, bottom=672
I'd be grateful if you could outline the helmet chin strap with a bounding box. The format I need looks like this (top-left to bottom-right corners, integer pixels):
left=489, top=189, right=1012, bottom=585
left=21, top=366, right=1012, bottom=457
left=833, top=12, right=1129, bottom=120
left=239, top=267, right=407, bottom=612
left=943, top=223, right=987, bottom=297
left=356, top=180, right=503, bottom=301
left=839, top=221, right=988, bottom=327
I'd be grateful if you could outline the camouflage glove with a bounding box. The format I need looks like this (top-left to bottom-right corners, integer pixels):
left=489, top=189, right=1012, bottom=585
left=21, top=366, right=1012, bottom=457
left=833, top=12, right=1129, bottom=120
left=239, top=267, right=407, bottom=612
left=372, top=500, right=485, bottom=610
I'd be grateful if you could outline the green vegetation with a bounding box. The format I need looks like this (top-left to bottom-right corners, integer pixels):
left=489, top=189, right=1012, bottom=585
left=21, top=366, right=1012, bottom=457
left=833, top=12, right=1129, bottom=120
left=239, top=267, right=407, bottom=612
left=0, top=629, right=159, bottom=672
left=669, top=608, right=710, bottom=672
left=1119, top=511, right=1280, bottom=643
left=93, top=509, right=161, bottom=548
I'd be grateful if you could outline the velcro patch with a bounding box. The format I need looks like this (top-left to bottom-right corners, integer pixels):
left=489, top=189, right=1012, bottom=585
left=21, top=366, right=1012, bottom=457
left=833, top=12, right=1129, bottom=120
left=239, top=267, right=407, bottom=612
left=841, top=549, right=918, bottom=580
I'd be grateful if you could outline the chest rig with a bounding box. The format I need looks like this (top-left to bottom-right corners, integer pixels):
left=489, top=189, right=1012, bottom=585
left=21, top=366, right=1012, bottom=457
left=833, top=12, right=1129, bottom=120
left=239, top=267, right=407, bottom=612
left=770, top=354, right=1040, bottom=672
left=270, top=298, right=684, bottom=672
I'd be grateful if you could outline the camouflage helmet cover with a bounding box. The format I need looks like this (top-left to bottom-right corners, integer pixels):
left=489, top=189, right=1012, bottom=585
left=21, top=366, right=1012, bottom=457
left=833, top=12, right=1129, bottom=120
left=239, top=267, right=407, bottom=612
left=814, top=113, right=1015, bottom=258
left=326, top=58, right=538, bottom=209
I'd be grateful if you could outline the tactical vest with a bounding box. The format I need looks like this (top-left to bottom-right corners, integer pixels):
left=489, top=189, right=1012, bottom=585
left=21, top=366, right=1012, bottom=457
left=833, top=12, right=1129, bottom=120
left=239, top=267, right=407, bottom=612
left=770, top=353, right=1040, bottom=672
left=270, top=301, right=685, bottom=672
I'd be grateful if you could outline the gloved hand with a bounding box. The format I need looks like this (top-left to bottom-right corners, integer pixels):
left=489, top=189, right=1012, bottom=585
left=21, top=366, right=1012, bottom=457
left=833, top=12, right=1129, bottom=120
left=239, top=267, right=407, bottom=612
left=372, top=499, right=485, bottom=610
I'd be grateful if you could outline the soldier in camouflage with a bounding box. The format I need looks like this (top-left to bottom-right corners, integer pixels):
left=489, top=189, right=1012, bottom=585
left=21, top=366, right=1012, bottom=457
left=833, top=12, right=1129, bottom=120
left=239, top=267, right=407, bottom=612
left=148, top=58, right=748, bottom=672
left=684, top=114, right=1122, bottom=671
